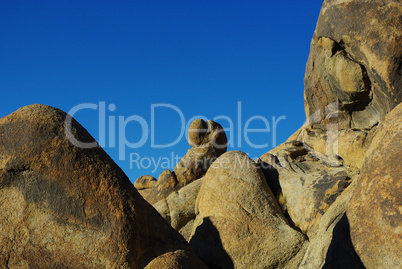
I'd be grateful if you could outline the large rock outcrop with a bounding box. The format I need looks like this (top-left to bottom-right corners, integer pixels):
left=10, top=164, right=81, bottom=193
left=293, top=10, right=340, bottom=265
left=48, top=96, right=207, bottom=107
left=0, top=1, right=400, bottom=268
left=305, top=0, right=401, bottom=127
left=289, top=0, right=402, bottom=170
left=0, top=104, right=192, bottom=268
left=347, top=103, right=402, bottom=269
left=190, top=151, right=306, bottom=268
left=256, top=0, right=401, bottom=267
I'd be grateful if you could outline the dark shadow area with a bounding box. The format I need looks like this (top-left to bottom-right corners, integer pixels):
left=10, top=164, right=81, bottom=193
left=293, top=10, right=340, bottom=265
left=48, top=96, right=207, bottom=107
left=189, top=217, right=234, bottom=269
left=323, top=214, right=365, bottom=269
left=257, top=158, right=282, bottom=198
left=257, top=158, right=303, bottom=234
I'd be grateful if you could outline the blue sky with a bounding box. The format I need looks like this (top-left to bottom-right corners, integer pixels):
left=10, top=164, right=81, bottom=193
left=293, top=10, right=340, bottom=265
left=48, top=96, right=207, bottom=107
left=0, top=1, right=323, bottom=182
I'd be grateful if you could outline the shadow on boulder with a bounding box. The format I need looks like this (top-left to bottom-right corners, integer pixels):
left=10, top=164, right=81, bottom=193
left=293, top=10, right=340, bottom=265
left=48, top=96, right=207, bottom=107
left=257, top=158, right=302, bottom=232
left=189, top=217, right=234, bottom=269
left=257, top=157, right=282, bottom=198
left=323, top=214, right=365, bottom=269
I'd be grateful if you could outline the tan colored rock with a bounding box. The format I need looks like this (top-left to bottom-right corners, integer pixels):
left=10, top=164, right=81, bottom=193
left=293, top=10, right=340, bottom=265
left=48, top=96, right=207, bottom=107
left=298, top=179, right=364, bottom=269
left=153, top=178, right=203, bottom=241
left=188, top=119, right=227, bottom=151
left=0, top=104, right=190, bottom=268
left=289, top=125, right=377, bottom=170
left=292, top=0, right=402, bottom=172
left=139, top=169, right=179, bottom=205
left=304, top=0, right=402, bottom=129
left=134, top=175, right=157, bottom=190
left=139, top=119, right=227, bottom=205
left=177, top=219, right=195, bottom=242
left=259, top=141, right=358, bottom=234
left=347, top=103, right=402, bottom=269
left=145, top=250, right=209, bottom=269
left=190, top=151, right=306, bottom=268
left=174, top=119, right=227, bottom=185
left=188, top=119, right=209, bottom=147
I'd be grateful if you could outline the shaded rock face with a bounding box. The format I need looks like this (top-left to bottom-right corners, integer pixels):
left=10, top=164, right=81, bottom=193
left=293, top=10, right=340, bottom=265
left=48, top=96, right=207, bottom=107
left=305, top=0, right=402, bottom=129
left=347, top=103, right=402, bottom=269
left=0, top=104, right=190, bottom=268
left=145, top=250, right=209, bottom=269
left=190, top=151, right=306, bottom=269
left=259, top=141, right=358, bottom=234
left=174, top=119, right=227, bottom=185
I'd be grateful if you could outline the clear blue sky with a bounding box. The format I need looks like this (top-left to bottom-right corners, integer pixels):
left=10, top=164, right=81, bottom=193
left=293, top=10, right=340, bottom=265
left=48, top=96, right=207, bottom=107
left=0, top=1, right=323, bottom=182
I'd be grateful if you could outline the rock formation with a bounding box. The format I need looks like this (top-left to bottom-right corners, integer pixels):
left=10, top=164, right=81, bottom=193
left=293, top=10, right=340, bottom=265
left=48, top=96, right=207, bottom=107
left=305, top=0, right=402, bottom=125
left=257, top=1, right=401, bottom=267
left=347, top=103, right=402, bottom=269
left=145, top=250, right=209, bottom=269
left=153, top=178, right=203, bottom=241
left=136, top=118, right=227, bottom=206
left=189, top=151, right=306, bottom=268
left=0, top=0, right=401, bottom=268
left=137, top=169, right=179, bottom=205
left=133, top=175, right=157, bottom=190
left=297, top=179, right=364, bottom=269
left=174, top=119, right=227, bottom=184
left=0, top=104, right=199, bottom=268
left=142, top=1, right=401, bottom=268
left=258, top=141, right=359, bottom=234
left=291, top=0, right=402, bottom=170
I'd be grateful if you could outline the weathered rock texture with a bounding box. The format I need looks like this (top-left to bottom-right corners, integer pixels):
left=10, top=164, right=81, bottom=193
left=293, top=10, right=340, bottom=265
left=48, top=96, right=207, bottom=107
left=174, top=119, right=227, bottom=184
left=139, top=118, right=227, bottom=206
left=138, top=1, right=401, bottom=268
left=298, top=179, right=364, bottom=269
left=2, top=0, right=398, bottom=268
left=153, top=178, right=203, bottom=241
left=134, top=175, right=157, bottom=190
left=138, top=169, right=179, bottom=205
left=256, top=0, right=402, bottom=267
left=259, top=141, right=358, bottom=234
left=0, top=104, right=192, bottom=268
left=145, top=250, right=209, bottom=269
left=305, top=0, right=401, bottom=127
left=190, top=151, right=306, bottom=268
left=289, top=126, right=376, bottom=170
left=289, top=0, right=402, bottom=170
left=347, top=103, right=402, bottom=269
left=136, top=1, right=401, bottom=268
